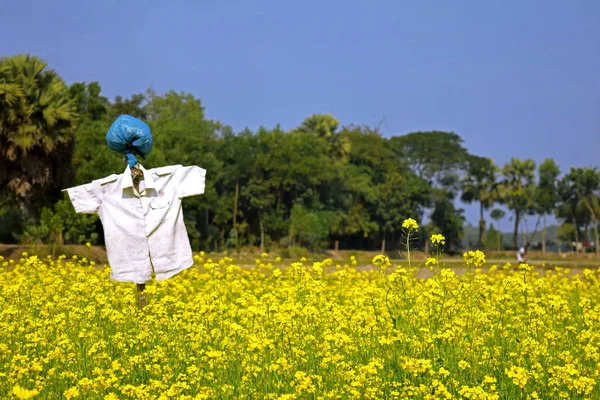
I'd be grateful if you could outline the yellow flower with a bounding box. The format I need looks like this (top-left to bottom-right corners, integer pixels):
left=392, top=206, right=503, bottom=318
left=506, top=366, right=529, bottom=388
left=372, top=255, right=391, bottom=269
left=425, top=257, right=439, bottom=271
left=430, top=234, right=446, bottom=246
left=261, top=252, right=268, bottom=258
left=3, top=243, right=600, bottom=398
left=463, top=250, right=486, bottom=268
left=85, top=242, right=91, bottom=248
left=519, top=263, right=533, bottom=272
left=401, top=218, right=419, bottom=231
left=12, top=385, right=39, bottom=400
left=64, top=387, right=80, bottom=399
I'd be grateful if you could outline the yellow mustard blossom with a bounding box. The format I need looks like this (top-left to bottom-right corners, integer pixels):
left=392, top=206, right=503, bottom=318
left=463, top=250, right=486, bottom=269
left=519, top=263, right=533, bottom=272
left=430, top=234, right=446, bottom=246
left=372, top=255, right=391, bottom=270
left=64, top=387, right=80, bottom=399
left=506, top=366, right=529, bottom=389
left=425, top=257, right=439, bottom=272
left=1, top=250, right=599, bottom=399
left=12, top=385, right=39, bottom=400
left=402, top=218, right=419, bottom=231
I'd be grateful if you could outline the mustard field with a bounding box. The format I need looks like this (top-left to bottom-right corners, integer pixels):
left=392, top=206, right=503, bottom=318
left=1, top=251, right=599, bottom=399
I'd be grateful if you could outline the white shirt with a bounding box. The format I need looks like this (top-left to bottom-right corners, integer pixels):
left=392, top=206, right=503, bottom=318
left=66, top=164, right=206, bottom=283
left=517, top=247, right=525, bottom=263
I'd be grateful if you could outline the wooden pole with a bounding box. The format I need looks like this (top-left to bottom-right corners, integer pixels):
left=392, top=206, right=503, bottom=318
left=132, top=164, right=147, bottom=310
left=137, top=283, right=146, bottom=310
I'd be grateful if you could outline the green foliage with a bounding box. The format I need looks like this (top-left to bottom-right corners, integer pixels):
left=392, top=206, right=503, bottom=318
left=22, top=199, right=98, bottom=246
left=0, top=54, right=78, bottom=220
left=3, top=54, right=599, bottom=255
left=390, top=131, right=468, bottom=185
left=427, top=198, right=466, bottom=253
left=289, top=205, right=335, bottom=251
left=69, top=81, right=109, bottom=121
left=461, top=155, right=499, bottom=249
left=484, top=223, right=502, bottom=251
left=558, top=167, right=600, bottom=255
left=500, top=158, right=537, bottom=248
left=556, top=223, right=576, bottom=242
left=490, top=208, right=506, bottom=221
left=535, top=158, right=561, bottom=215
left=0, top=207, right=24, bottom=243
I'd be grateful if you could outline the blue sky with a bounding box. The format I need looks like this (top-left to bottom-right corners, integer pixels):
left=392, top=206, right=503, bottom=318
left=1, top=0, right=598, bottom=232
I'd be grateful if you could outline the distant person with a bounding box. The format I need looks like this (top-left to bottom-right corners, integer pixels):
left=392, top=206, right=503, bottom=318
left=517, top=242, right=530, bottom=264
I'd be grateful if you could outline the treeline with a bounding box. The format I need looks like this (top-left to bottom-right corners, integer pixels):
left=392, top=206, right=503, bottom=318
left=1, top=55, right=599, bottom=255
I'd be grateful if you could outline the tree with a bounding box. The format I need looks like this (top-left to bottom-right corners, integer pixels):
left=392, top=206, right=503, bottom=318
left=490, top=209, right=506, bottom=251
left=243, top=177, right=275, bottom=252
left=22, top=197, right=99, bottom=256
left=289, top=204, right=335, bottom=251
left=428, top=195, right=466, bottom=254
left=69, top=82, right=109, bottom=121
left=0, top=54, right=78, bottom=221
left=109, top=93, right=147, bottom=120
left=338, top=127, right=428, bottom=252
left=390, top=131, right=468, bottom=185
left=219, top=129, right=258, bottom=251
left=556, top=176, right=584, bottom=253
left=500, top=158, right=536, bottom=248
left=484, top=223, right=501, bottom=252
left=556, top=223, right=576, bottom=252
left=390, top=131, right=469, bottom=251
left=563, top=167, right=600, bottom=257
left=461, top=155, right=499, bottom=249
left=296, top=114, right=350, bottom=162
left=535, top=159, right=560, bottom=255
left=145, top=89, right=224, bottom=250
left=375, top=165, right=430, bottom=252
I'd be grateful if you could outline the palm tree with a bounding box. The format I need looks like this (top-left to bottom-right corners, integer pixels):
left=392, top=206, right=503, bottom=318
left=500, top=158, right=537, bottom=249
left=297, top=114, right=351, bottom=162
left=490, top=208, right=506, bottom=251
left=534, top=159, right=560, bottom=255
left=0, top=54, right=78, bottom=220
left=556, top=177, right=585, bottom=253
left=563, top=167, right=600, bottom=257
left=461, top=155, right=499, bottom=249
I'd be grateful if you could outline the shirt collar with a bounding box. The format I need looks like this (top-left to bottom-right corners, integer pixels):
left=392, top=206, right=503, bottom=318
left=121, top=164, right=156, bottom=190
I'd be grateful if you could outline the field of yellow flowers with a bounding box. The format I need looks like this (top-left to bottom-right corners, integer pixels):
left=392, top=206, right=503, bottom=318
left=1, top=238, right=600, bottom=398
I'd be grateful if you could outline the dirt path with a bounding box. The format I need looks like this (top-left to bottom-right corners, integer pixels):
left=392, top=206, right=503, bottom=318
left=438, top=258, right=600, bottom=267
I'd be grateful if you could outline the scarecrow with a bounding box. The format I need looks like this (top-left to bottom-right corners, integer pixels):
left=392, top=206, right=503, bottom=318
left=64, top=115, right=206, bottom=309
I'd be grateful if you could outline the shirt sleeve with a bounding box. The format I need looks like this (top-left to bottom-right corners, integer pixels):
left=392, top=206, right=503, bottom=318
left=178, top=166, right=207, bottom=198
left=65, top=183, right=101, bottom=214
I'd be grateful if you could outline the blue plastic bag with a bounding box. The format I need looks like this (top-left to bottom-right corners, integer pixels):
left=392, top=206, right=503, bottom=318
left=106, top=114, right=153, bottom=167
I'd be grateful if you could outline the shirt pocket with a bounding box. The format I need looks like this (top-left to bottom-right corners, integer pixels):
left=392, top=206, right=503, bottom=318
left=149, top=198, right=174, bottom=222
